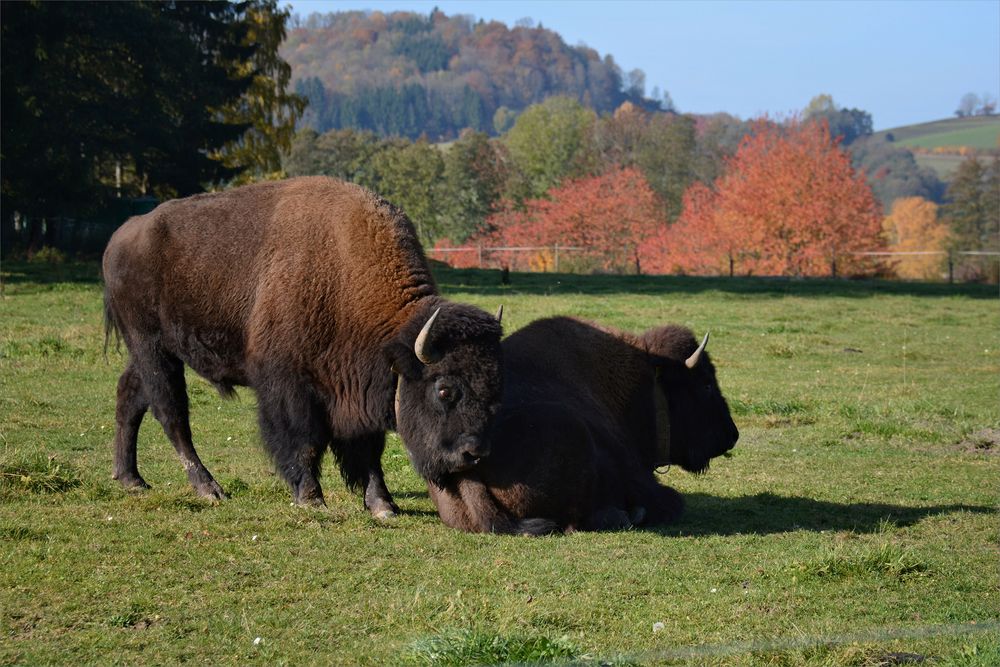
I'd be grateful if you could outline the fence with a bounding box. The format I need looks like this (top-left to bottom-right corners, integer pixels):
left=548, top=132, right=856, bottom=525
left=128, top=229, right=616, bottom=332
left=428, top=245, right=1000, bottom=283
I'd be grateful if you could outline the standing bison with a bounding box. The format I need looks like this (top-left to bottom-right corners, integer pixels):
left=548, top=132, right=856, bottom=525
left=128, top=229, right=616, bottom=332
left=102, top=176, right=502, bottom=518
left=422, top=317, right=739, bottom=534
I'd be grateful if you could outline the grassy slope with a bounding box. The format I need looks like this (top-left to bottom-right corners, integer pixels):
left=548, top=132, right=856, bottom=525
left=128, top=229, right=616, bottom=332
left=1, top=263, right=998, bottom=666
left=873, top=116, right=1000, bottom=151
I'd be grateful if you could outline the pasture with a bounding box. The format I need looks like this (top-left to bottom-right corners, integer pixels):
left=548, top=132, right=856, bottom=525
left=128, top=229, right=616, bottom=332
left=1, top=262, right=998, bottom=666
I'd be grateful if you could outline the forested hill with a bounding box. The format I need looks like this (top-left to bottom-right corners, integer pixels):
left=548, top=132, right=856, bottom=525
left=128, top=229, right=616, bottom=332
left=281, top=9, right=666, bottom=140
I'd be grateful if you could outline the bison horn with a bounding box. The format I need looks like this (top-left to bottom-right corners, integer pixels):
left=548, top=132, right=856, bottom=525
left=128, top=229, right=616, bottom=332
left=414, top=307, right=442, bottom=365
left=685, top=332, right=710, bottom=369
left=495, top=304, right=503, bottom=324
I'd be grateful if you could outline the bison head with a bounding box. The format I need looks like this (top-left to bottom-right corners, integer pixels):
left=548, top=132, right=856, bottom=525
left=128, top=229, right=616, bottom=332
left=642, top=326, right=739, bottom=473
left=385, top=302, right=503, bottom=484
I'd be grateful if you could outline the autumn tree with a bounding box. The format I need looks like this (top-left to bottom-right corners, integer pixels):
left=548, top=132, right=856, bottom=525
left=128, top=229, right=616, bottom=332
left=663, top=119, right=884, bottom=277
left=479, top=167, right=663, bottom=274
left=882, top=197, right=951, bottom=280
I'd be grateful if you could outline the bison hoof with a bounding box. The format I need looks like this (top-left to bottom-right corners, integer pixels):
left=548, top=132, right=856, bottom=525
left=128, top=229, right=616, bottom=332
left=114, top=473, right=151, bottom=491
left=629, top=506, right=647, bottom=525
left=195, top=480, right=228, bottom=502
left=295, top=495, right=326, bottom=508
left=374, top=509, right=397, bottom=520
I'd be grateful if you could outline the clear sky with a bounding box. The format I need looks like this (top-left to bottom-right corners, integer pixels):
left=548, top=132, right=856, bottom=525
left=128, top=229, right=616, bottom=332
left=284, top=0, right=1000, bottom=131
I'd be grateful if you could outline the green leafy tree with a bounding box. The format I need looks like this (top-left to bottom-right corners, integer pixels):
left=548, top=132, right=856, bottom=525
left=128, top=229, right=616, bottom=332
left=803, top=94, right=872, bottom=145
left=502, top=96, right=597, bottom=201
left=637, top=113, right=697, bottom=220
left=2, top=0, right=298, bottom=245
left=943, top=155, right=1000, bottom=281
left=213, top=0, right=306, bottom=182
left=372, top=140, right=446, bottom=245
left=438, top=131, right=508, bottom=242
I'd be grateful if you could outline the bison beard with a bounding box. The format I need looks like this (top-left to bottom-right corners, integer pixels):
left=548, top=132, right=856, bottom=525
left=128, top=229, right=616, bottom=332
left=419, top=317, right=739, bottom=534
left=102, top=177, right=503, bottom=517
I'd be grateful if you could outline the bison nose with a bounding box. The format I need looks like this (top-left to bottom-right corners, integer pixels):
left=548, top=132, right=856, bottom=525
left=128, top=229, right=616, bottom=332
left=457, top=435, right=490, bottom=465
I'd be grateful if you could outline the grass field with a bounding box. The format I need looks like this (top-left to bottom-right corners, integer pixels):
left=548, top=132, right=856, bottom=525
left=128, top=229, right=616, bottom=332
left=873, top=116, right=1000, bottom=152
left=1, top=262, right=998, bottom=666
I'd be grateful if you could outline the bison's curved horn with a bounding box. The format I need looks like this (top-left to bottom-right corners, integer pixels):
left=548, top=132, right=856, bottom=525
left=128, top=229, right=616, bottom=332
left=414, top=307, right=442, bottom=365
left=495, top=304, right=503, bottom=324
left=685, top=332, right=710, bottom=369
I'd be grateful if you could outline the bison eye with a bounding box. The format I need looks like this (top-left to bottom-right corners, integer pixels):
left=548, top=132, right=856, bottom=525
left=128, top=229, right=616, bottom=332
left=435, top=380, right=459, bottom=404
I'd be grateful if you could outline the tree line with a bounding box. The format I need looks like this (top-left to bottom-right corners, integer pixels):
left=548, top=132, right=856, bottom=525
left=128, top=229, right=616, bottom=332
left=282, top=93, right=996, bottom=280
left=281, top=9, right=668, bottom=141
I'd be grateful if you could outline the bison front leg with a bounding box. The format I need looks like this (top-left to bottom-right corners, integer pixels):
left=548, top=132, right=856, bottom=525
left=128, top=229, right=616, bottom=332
left=331, top=433, right=398, bottom=519
left=256, top=382, right=329, bottom=507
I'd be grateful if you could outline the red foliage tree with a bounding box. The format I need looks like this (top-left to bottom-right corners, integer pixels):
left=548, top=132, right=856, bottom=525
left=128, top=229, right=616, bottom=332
left=478, top=167, right=663, bottom=273
left=663, top=119, right=884, bottom=276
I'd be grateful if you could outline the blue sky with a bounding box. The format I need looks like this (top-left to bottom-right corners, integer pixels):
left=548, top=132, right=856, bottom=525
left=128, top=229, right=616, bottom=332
left=285, top=0, right=1000, bottom=131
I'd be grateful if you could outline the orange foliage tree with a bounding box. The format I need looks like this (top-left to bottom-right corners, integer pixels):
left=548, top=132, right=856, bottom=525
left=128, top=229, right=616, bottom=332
left=882, top=197, right=951, bottom=280
left=662, top=119, right=885, bottom=276
left=478, top=167, right=663, bottom=273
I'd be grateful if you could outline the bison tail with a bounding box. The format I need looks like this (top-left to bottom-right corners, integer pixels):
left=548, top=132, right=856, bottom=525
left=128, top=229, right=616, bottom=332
left=103, top=291, right=122, bottom=359
left=512, top=517, right=561, bottom=536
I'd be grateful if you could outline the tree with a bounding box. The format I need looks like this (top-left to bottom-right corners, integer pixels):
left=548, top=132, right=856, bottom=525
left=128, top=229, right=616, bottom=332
left=882, top=197, right=950, bottom=280
left=1, top=0, right=297, bottom=241
left=500, top=96, right=597, bottom=200
left=437, top=131, right=508, bottom=242
left=803, top=94, right=872, bottom=145
left=480, top=167, right=663, bottom=274
left=372, top=139, right=445, bottom=246
left=943, top=155, right=1000, bottom=281
left=212, top=0, right=307, bottom=183
left=955, top=93, right=981, bottom=117
left=663, top=119, right=885, bottom=277
left=848, top=136, right=945, bottom=209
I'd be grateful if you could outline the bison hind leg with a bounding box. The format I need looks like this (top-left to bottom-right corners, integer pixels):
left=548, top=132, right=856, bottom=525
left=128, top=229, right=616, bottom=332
left=112, top=359, right=151, bottom=490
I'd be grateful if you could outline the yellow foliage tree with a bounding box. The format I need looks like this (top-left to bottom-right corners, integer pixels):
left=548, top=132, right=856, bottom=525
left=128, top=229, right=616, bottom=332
left=882, top=197, right=951, bottom=280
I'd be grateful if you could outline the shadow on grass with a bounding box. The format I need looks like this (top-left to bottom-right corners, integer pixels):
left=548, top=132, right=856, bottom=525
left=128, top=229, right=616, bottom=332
left=658, top=492, right=994, bottom=537
left=434, top=267, right=997, bottom=300
left=1, top=261, right=102, bottom=286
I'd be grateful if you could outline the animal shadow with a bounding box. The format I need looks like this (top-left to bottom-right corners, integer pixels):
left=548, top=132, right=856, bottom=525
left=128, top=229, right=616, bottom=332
left=653, top=492, right=995, bottom=537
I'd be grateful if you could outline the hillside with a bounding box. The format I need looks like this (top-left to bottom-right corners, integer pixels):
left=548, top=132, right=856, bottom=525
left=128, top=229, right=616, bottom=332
left=871, top=116, right=1000, bottom=180
left=280, top=9, right=663, bottom=140
left=874, top=116, right=1000, bottom=150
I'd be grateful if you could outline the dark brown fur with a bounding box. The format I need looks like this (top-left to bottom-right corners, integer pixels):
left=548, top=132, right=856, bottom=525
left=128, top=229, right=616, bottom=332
left=102, top=176, right=502, bottom=514
left=423, top=317, right=739, bottom=534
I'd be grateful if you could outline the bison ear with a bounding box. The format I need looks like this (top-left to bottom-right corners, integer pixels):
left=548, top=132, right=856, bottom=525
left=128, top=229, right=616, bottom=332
left=383, top=340, right=423, bottom=379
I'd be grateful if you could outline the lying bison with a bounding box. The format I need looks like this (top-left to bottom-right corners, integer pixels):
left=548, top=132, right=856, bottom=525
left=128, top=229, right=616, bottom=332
left=421, top=317, right=739, bottom=534
left=103, top=176, right=502, bottom=517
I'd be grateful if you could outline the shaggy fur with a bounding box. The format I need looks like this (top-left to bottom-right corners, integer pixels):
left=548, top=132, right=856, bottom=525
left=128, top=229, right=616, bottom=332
left=103, top=176, right=503, bottom=514
left=423, top=317, right=739, bottom=534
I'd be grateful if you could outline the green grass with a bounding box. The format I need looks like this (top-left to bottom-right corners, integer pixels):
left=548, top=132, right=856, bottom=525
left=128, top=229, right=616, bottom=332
left=1, top=261, right=998, bottom=665
left=874, top=116, right=1000, bottom=151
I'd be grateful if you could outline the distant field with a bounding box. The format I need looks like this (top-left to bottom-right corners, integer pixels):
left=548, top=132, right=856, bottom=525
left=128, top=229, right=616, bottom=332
left=914, top=153, right=969, bottom=180
left=1, top=263, right=998, bottom=666
left=874, top=116, right=1000, bottom=151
